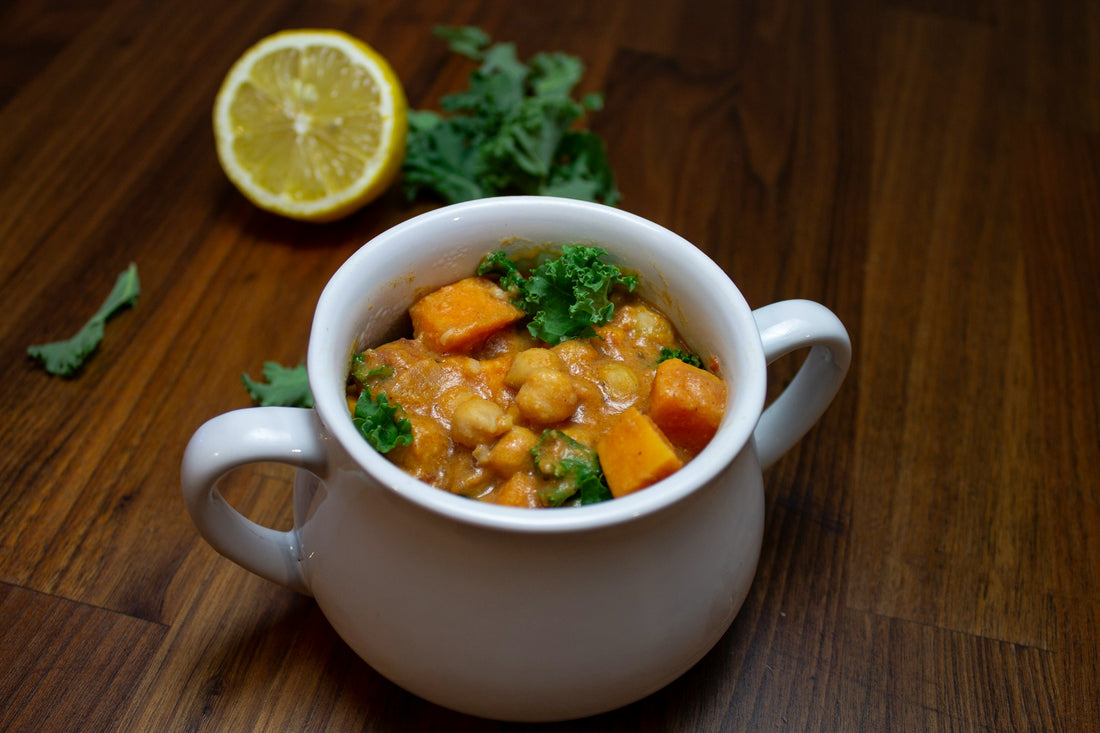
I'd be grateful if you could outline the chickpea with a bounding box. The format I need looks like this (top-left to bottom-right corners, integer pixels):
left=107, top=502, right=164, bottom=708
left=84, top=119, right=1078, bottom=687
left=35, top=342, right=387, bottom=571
left=632, top=306, right=674, bottom=343
left=514, top=368, right=578, bottom=423
left=478, top=426, right=539, bottom=476
left=599, top=363, right=640, bottom=401
left=446, top=455, right=492, bottom=498
left=451, top=397, right=511, bottom=448
left=441, top=387, right=478, bottom=416
left=552, top=339, right=599, bottom=371
left=571, top=377, right=602, bottom=411
left=505, top=348, right=562, bottom=388
left=592, top=326, right=627, bottom=360
left=615, top=304, right=674, bottom=345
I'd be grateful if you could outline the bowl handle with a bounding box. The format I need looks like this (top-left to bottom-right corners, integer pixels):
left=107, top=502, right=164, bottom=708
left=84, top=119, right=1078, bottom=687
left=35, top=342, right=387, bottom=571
left=752, top=300, right=851, bottom=469
left=181, top=407, right=328, bottom=594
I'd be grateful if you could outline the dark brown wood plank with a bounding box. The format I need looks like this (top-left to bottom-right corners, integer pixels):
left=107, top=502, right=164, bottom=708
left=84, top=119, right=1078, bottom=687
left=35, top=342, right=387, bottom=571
left=1014, top=122, right=1100, bottom=731
left=847, top=5, right=1058, bottom=649
left=0, top=582, right=165, bottom=731
left=0, top=0, right=1094, bottom=730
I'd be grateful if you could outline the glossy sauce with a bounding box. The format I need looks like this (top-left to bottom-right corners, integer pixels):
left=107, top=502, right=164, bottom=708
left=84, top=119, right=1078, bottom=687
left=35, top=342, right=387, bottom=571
left=349, top=284, right=725, bottom=507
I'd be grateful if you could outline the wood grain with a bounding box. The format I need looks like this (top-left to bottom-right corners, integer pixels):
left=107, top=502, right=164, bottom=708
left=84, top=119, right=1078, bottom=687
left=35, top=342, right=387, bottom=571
left=1, top=0, right=1096, bottom=730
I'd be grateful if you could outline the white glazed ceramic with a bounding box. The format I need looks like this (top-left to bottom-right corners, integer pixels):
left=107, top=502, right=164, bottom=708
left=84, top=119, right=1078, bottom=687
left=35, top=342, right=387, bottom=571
left=181, top=196, right=851, bottom=722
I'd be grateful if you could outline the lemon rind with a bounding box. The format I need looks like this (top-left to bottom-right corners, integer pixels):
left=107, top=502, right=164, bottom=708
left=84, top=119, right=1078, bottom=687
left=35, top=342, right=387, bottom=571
left=213, top=29, right=407, bottom=222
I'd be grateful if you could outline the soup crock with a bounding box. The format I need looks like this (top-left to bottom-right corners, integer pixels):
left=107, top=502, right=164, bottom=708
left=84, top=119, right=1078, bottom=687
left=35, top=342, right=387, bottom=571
left=182, top=196, right=851, bottom=722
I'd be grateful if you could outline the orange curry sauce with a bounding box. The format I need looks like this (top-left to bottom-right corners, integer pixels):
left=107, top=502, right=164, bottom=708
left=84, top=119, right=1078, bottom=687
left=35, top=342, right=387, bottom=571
left=348, top=275, right=726, bottom=508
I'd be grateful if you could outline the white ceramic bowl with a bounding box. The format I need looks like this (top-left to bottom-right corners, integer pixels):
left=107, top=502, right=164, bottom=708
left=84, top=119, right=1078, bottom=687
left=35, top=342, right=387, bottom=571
left=182, top=197, right=850, bottom=722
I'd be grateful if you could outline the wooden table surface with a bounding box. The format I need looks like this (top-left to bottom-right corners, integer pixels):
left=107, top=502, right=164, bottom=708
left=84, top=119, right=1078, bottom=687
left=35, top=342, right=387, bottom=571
left=2, top=0, right=1097, bottom=730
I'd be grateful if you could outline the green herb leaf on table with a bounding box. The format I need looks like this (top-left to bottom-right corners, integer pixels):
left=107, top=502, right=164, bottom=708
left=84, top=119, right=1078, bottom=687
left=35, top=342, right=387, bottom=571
left=28, top=263, right=141, bottom=377
left=478, top=244, right=637, bottom=344
left=431, top=24, right=491, bottom=60
left=402, top=25, right=619, bottom=206
left=353, top=388, right=413, bottom=454
left=242, top=362, right=313, bottom=407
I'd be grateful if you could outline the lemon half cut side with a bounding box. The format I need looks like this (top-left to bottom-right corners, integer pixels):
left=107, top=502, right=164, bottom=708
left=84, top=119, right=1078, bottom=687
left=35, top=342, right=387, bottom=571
left=213, top=29, right=408, bottom=222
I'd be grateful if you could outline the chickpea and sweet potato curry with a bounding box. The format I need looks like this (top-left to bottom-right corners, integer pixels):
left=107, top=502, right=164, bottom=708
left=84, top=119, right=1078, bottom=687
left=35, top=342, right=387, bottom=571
left=347, top=245, right=727, bottom=508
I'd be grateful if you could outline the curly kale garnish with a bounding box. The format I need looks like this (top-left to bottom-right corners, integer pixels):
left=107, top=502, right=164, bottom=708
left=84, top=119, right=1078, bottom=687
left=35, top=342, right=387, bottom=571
left=353, top=387, right=413, bottom=454
left=478, top=244, right=636, bottom=344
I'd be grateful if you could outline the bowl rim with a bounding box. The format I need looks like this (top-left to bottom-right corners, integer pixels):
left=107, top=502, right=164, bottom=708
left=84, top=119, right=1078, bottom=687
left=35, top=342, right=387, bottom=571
left=308, top=196, right=767, bottom=533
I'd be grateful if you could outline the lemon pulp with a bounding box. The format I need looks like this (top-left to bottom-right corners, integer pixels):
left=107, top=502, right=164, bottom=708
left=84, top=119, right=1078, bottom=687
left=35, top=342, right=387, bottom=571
left=213, top=29, right=407, bottom=221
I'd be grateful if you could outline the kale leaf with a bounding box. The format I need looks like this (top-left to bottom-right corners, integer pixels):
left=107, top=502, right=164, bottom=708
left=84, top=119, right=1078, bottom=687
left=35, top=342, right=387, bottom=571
left=353, top=387, right=413, bottom=454
left=532, top=429, right=612, bottom=506
left=477, top=250, right=525, bottom=291
left=242, top=362, right=314, bottom=408
left=478, top=244, right=637, bottom=344
left=28, top=263, right=141, bottom=377
left=402, top=25, right=619, bottom=205
left=658, top=347, right=705, bottom=370
left=350, top=352, right=395, bottom=384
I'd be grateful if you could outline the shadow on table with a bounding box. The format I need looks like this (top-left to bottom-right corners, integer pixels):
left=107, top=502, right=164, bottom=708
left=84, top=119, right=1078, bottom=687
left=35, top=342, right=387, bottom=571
left=210, top=587, right=747, bottom=731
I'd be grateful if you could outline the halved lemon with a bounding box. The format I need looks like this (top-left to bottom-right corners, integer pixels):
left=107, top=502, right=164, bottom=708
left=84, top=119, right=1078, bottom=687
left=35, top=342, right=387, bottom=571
left=213, top=29, right=407, bottom=222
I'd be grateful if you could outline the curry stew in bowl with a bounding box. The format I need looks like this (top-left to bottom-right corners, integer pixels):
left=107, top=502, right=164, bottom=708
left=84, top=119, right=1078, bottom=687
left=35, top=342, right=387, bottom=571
left=346, top=245, right=727, bottom=508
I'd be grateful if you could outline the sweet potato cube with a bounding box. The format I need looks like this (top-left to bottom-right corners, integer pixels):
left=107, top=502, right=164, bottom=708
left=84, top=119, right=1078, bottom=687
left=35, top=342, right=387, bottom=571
left=494, top=472, right=542, bottom=508
left=649, top=358, right=727, bottom=453
left=410, top=277, right=525, bottom=353
left=597, top=408, right=684, bottom=498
